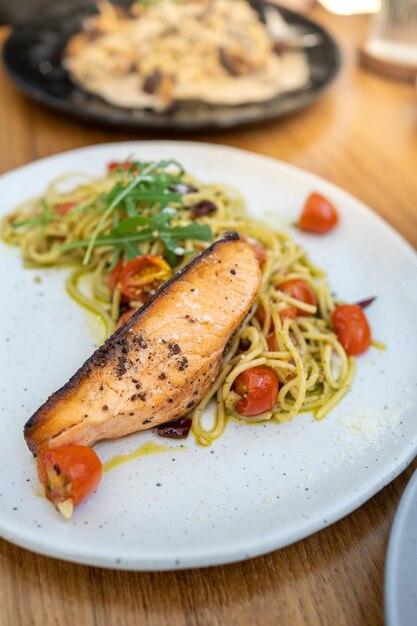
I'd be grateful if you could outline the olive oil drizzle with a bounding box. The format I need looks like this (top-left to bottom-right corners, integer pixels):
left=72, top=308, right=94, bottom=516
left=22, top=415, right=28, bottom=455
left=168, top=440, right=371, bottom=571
left=103, top=440, right=186, bottom=473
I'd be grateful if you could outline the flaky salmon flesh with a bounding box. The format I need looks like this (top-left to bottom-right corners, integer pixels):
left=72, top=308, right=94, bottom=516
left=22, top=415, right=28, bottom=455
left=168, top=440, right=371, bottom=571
left=24, top=234, right=261, bottom=455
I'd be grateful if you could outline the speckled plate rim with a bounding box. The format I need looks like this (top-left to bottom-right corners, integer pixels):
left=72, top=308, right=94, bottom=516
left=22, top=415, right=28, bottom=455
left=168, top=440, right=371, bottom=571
left=0, top=141, right=417, bottom=571
left=385, top=469, right=417, bottom=626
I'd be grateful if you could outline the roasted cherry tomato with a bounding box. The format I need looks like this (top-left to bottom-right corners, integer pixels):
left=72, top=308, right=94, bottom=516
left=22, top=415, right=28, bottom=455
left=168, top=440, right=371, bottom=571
left=256, top=304, right=297, bottom=329
left=279, top=305, right=298, bottom=322
left=256, top=305, right=267, bottom=327
left=297, top=192, right=339, bottom=234
left=234, top=366, right=279, bottom=417
left=277, top=279, right=317, bottom=317
left=108, top=259, right=124, bottom=292
left=37, top=445, right=103, bottom=518
left=117, top=308, right=137, bottom=329
left=241, top=236, right=266, bottom=267
left=107, top=161, right=138, bottom=173
left=119, top=255, right=172, bottom=300
left=266, top=333, right=277, bottom=352
left=332, top=304, right=371, bottom=355
left=55, top=202, right=76, bottom=216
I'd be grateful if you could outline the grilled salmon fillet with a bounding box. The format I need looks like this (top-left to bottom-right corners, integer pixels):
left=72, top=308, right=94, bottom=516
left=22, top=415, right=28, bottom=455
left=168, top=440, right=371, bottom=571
left=24, top=233, right=261, bottom=455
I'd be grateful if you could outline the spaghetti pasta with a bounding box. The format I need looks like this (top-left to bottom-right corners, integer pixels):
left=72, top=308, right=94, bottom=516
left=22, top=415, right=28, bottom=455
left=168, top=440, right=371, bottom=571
left=0, top=159, right=354, bottom=445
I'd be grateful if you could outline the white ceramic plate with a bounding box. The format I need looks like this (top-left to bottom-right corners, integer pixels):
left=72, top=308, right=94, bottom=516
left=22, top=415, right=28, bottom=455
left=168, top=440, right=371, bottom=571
left=1, top=141, right=416, bottom=571
left=385, top=469, right=417, bottom=626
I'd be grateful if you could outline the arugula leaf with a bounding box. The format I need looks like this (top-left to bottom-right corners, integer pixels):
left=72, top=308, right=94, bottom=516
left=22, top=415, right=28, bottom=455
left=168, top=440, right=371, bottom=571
left=110, top=215, right=150, bottom=235
left=150, top=211, right=211, bottom=265
left=159, top=236, right=178, bottom=267
left=150, top=207, right=178, bottom=231
left=127, top=191, right=182, bottom=204
left=108, top=216, right=150, bottom=260
left=58, top=221, right=211, bottom=261
left=82, top=159, right=184, bottom=265
left=125, top=195, right=137, bottom=218
left=123, top=240, right=141, bottom=261
left=168, top=224, right=212, bottom=240
left=55, top=158, right=211, bottom=267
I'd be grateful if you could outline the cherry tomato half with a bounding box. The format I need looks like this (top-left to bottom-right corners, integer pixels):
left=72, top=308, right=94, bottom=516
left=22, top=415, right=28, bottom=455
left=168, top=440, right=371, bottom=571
left=277, top=279, right=317, bottom=317
left=332, top=304, right=371, bottom=355
left=256, top=305, right=267, bottom=327
left=241, top=236, right=267, bottom=267
left=234, top=366, right=279, bottom=417
left=279, top=305, right=298, bottom=322
left=256, top=304, right=297, bottom=331
left=266, top=333, right=278, bottom=352
left=298, top=192, right=339, bottom=234
left=117, top=309, right=137, bottom=329
left=37, top=445, right=103, bottom=517
left=119, top=255, right=172, bottom=300
left=55, top=202, right=76, bottom=216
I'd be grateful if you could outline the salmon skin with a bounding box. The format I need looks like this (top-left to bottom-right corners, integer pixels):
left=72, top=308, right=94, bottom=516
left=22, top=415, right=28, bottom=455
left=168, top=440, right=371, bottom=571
left=24, top=233, right=261, bottom=455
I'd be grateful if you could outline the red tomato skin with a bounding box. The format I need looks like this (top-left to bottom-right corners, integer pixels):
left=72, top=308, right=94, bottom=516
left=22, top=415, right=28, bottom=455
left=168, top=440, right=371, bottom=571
left=234, top=366, right=279, bottom=417
left=256, top=304, right=297, bottom=332
left=119, top=255, right=171, bottom=300
left=279, top=305, right=298, bottom=321
left=266, top=333, right=277, bottom=352
left=256, top=305, right=267, bottom=327
left=241, top=236, right=267, bottom=267
left=277, top=279, right=317, bottom=317
left=298, top=193, right=339, bottom=234
left=108, top=259, right=124, bottom=292
left=55, top=202, right=76, bottom=216
left=332, top=304, right=371, bottom=355
left=37, top=445, right=103, bottom=508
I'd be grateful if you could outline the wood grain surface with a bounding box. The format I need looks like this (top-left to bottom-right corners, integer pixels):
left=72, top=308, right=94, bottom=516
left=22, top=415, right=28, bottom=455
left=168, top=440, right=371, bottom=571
left=0, top=7, right=416, bottom=626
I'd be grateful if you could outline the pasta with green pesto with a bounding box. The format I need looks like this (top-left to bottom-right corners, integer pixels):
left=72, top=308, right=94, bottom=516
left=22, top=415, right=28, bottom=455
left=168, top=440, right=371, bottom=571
left=0, top=159, right=354, bottom=445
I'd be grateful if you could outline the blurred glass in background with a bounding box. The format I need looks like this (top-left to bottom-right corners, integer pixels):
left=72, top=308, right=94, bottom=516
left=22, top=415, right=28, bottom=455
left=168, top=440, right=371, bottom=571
left=367, top=0, right=417, bottom=65
left=317, top=0, right=380, bottom=13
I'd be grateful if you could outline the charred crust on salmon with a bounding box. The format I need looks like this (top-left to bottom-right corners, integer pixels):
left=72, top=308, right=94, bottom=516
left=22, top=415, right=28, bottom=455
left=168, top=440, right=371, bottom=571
left=177, top=357, right=188, bottom=371
left=137, top=335, right=147, bottom=349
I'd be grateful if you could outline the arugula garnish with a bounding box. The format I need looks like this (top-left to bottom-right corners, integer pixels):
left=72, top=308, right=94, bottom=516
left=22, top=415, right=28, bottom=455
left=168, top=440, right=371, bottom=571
left=58, top=208, right=211, bottom=267
left=82, top=159, right=187, bottom=265
left=15, top=158, right=212, bottom=268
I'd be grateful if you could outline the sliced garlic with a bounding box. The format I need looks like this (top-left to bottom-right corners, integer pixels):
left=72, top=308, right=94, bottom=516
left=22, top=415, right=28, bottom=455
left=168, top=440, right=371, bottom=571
left=56, top=499, right=74, bottom=520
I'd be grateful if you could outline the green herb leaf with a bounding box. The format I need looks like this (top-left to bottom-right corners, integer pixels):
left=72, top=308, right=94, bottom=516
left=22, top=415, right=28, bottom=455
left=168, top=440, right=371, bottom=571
left=123, top=240, right=141, bottom=261
left=111, top=215, right=151, bottom=236
left=125, top=195, right=137, bottom=217
left=150, top=207, right=178, bottom=231
left=168, top=223, right=212, bottom=241
left=82, top=159, right=183, bottom=265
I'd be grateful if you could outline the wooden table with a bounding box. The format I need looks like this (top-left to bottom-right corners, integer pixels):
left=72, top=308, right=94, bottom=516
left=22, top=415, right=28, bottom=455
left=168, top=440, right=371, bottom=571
left=1, top=8, right=416, bottom=626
